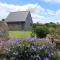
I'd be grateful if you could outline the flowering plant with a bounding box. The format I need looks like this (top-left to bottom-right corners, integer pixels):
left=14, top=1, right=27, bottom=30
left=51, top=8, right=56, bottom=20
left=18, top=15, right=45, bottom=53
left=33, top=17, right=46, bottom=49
left=0, top=40, right=60, bottom=60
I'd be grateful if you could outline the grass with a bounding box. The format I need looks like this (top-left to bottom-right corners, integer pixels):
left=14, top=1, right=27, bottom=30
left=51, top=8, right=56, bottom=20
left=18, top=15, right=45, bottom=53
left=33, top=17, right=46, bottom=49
left=9, top=31, right=31, bottom=38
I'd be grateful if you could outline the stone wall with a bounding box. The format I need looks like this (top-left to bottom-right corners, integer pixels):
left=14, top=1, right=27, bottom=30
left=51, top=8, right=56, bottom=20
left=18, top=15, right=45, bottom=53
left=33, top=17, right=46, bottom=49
left=7, top=22, right=25, bottom=30
left=25, top=12, right=33, bottom=30
left=0, top=21, right=9, bottom=41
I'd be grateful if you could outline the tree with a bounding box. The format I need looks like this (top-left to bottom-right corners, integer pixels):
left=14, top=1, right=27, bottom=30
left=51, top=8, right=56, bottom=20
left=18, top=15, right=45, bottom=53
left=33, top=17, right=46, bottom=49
left=45, top=22, right=56, bottom=28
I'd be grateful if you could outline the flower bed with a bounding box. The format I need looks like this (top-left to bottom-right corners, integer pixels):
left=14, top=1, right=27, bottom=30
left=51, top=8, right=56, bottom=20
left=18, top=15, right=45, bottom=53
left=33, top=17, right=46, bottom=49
left=0, top=37, right=60, bottom=60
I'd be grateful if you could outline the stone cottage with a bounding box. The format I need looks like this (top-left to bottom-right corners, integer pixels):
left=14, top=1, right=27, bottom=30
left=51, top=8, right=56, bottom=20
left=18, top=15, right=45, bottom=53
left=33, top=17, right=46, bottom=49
left=5, top=11, right=33, bottom=30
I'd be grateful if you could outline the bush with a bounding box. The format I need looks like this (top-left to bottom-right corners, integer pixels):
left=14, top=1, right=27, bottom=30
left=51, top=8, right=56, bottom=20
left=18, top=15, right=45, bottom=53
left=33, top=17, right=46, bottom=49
left=0, top=41, right=59, bottom=60
left=34, top=26, right=49, bottom=38
left=0, top=37, right=59, bottom=60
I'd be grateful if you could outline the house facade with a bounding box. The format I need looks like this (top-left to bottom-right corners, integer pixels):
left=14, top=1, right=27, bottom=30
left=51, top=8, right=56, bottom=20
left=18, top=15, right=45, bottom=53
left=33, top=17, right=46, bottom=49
left=5, top=11, right=33, bottom=30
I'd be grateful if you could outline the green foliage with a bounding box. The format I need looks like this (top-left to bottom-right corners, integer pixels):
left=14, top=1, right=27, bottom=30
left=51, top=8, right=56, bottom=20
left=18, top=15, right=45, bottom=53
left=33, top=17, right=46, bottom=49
left=0, top=41, right=59, bottom=60
left=31, top=32, right=35, bottom=37
left=33, top=26, right=49, bottom=38
left=45, top=22, right=56, bottom=28
left=32, top=22, right=60, bottom=39
left=46, top=24, right=60, bottom=39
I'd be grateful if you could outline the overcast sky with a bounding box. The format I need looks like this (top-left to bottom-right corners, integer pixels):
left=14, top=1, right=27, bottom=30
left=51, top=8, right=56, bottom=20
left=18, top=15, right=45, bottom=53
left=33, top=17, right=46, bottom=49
left=0, top=0, right=60, bottom=23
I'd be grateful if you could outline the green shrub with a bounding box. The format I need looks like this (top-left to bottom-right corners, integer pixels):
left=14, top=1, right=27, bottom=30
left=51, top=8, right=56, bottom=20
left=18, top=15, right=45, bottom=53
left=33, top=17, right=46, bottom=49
left=34, top=26, right=49, bottom=38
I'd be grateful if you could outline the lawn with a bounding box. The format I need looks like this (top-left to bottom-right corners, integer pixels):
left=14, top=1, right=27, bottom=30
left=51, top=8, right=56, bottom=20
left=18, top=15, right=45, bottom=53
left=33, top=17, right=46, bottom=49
left=9, top=31, right=31, bottom=38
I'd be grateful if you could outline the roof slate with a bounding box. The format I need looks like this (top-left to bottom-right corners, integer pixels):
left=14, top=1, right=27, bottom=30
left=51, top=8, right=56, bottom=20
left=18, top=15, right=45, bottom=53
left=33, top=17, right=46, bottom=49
left=5, top=11, right=29, bottom=22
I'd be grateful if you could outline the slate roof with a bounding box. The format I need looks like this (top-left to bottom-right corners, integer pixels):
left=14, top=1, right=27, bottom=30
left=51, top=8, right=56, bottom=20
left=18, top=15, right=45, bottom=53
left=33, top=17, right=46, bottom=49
left=5, top=11, right=29, bottom=22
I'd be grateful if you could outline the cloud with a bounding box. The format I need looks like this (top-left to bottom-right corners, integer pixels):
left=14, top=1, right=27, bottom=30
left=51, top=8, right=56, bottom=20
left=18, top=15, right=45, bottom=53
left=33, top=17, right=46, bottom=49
left=0, top=2, right=45, bottom=23
left=0, top=2, right=60, bottom=23
left=45, top=9, right=60, bottom=23
left=0, top=3, right=45, bottom=14
left=31, top=13, right=47, bottom=23
left=43, top=0, right=60, bottom=4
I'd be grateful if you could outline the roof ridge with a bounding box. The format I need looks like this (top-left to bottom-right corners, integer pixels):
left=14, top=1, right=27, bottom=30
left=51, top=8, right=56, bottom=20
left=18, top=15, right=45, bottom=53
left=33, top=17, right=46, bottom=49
left=10, top=11, right=29, bottom=13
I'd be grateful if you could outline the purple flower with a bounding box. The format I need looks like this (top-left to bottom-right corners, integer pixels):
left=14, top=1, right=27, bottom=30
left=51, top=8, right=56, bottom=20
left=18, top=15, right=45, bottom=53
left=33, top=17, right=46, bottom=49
left=0, top=42, right=3, bottom=46
left=1, top=57, right=6, bottom=60
left=38, top=45, right=46, bottom=50
left=12, top=51, right=18, bottom=56
left=14, top=38, right=20, bottom=43
left=47, top=51, right=54, bottom=57
left=24, top=51, right=29, bottom=57
left=41, top=45, right=46, bottom=49
left=5, top=48, right=10, bottom=53
left=34, top=55, right=41, bottom=60
left=26, top=37, right=36, bottom=42
left=31, top=46, right=36, bottom=51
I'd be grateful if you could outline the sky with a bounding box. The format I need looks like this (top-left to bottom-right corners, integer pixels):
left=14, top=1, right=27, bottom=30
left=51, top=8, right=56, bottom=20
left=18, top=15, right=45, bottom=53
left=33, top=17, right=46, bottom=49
left=0, top=0, right=60, bottom=23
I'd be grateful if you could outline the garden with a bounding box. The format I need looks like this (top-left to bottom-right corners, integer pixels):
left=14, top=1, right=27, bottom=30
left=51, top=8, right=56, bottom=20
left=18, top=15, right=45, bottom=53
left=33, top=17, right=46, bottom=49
left=0, top=21, right=60, bottom=60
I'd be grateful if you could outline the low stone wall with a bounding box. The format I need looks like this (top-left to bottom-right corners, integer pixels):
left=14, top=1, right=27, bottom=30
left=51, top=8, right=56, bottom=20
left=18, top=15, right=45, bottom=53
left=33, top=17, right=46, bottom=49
left=0, top=21, right=9, bottom=41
